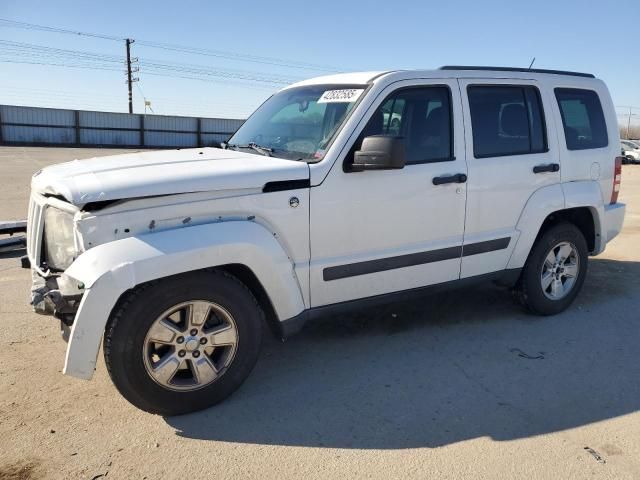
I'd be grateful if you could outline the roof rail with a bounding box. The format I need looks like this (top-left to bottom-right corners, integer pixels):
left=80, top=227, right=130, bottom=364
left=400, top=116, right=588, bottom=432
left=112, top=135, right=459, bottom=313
left=439, top=66, right=595, bottom=79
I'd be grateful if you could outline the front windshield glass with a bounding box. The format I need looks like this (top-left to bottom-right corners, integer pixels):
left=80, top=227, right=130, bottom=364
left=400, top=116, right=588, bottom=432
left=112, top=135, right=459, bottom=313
left=227, top=84, right=367, bottom=162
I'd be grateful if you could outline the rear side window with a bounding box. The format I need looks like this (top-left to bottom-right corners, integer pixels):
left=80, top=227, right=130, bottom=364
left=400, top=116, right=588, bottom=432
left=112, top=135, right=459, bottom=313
left=468, top=85, right=547, bottom=158
left=555, top=88, right=608, bottom=150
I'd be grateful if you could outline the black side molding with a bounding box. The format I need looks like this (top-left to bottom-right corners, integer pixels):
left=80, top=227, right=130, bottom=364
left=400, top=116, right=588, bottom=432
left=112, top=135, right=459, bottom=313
left=462, top=237, right=510, bottom=256
left=324, top=246, right=462, bottom=281
left=263, top=179, right=311, bottom=193
left=323, top=237, right=511, bottom=281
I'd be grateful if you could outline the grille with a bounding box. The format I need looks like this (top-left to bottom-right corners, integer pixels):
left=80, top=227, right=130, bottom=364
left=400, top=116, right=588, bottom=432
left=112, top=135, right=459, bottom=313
left=27, top=194, right=45, bottom=269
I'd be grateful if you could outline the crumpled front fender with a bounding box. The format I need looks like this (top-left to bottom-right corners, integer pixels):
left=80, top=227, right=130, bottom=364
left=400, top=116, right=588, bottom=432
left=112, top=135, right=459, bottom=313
left=62, top=220, right=306, bottom=380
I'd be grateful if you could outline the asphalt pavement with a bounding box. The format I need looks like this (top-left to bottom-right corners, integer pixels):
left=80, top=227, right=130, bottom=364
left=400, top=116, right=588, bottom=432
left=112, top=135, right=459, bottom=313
left=1, top=146, right=639, bottom=479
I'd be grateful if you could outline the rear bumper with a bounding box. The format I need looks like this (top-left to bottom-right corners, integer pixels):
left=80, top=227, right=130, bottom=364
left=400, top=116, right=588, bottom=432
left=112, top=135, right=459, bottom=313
left=603, top=203, right=626, bottom=244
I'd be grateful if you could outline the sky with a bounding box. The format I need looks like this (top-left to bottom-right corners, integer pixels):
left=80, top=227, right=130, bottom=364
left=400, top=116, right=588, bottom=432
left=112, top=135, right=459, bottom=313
left=0, top=0, right=638, bottom=123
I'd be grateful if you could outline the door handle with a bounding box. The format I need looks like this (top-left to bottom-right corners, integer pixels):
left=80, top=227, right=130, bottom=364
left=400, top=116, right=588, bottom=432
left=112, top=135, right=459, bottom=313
left=432, top=173, right=467, bottom=185
left=533, top=163, right=560, bottom=174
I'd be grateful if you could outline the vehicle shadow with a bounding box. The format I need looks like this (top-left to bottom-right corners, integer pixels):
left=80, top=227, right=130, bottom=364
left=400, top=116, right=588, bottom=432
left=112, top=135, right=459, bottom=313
left=165, top=258, right=640, bottom=449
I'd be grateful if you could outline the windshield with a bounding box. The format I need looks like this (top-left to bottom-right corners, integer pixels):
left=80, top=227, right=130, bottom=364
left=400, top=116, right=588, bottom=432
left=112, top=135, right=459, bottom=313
left=227, top=84, right=367, bottom=161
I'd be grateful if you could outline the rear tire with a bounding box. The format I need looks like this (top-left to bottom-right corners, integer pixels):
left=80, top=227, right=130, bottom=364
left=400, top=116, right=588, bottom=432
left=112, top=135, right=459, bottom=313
left=515, top=222, right=588, bottom=315
left=104, top=270, right=263, bottom=416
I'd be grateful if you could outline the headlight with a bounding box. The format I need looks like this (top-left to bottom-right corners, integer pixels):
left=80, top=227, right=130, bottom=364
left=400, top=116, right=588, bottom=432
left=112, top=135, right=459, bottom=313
left=43, top=207, right=77, bottom=270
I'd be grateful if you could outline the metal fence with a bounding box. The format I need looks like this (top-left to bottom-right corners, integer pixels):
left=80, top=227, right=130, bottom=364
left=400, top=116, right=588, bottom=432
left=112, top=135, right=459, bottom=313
left=0, top=105, right=245, bottom=148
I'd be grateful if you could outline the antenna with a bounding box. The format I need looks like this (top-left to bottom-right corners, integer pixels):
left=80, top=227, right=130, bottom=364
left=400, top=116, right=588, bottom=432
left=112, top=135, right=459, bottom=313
left=528, top=57, right=536, bottom=69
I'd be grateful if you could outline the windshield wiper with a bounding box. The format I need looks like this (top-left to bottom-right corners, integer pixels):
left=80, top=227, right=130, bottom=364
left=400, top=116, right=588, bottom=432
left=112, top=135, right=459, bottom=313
left=226, top=142, right=273, bottom=157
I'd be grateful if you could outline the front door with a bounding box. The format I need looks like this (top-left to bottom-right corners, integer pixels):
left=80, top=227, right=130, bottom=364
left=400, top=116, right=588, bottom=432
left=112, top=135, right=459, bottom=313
left=309, top=79, right=468, bottom=307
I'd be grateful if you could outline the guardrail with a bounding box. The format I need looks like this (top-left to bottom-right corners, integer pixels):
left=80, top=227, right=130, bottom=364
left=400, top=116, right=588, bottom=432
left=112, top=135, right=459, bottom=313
left=0, top=105, right=245, bottom=148
left=0, top=220, right=26, bottom=235
left=0, top=220, right=27, bottom=254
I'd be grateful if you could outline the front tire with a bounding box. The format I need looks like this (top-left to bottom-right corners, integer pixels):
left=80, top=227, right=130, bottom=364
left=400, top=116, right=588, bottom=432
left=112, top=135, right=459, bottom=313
left=516, top=222, right=588, bottom=315
left=104, top=270, right=263, bottom=415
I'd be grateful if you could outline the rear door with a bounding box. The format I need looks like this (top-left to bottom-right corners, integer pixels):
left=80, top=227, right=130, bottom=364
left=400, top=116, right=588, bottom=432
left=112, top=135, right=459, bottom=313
left=458, top=78, right=561, bottom=278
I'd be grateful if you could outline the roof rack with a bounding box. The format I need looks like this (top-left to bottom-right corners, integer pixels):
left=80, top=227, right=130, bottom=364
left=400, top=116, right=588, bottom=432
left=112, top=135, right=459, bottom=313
left=439, top=66, right=595, bottom=79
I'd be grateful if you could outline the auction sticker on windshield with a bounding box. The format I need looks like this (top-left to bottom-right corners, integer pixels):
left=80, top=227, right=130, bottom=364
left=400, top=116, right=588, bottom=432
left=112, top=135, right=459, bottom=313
left=318, top=89, right=365, bottom=103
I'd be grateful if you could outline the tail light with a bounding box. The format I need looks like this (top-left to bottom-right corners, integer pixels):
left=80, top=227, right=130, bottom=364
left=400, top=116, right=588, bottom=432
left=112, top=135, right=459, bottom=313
left=611, top=156, right=622, bottom=204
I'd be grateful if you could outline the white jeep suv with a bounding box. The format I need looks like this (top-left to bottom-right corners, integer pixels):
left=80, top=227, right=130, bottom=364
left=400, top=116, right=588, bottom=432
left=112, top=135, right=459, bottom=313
left=26, top=66, right=626, bottom=415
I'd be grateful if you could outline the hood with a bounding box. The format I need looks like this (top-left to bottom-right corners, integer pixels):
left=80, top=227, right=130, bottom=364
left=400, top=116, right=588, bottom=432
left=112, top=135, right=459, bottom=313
left=31, top=147, right=310, bottom=206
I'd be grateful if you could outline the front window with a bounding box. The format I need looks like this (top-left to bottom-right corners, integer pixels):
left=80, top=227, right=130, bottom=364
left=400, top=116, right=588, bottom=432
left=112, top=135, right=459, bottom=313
left=356, top=86, right=454, bottom=164
left=227, top=84, right=366, bottom=161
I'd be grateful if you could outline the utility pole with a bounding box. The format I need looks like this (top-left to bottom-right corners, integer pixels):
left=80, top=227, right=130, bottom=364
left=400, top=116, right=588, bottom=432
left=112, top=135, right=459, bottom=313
left=125, top=38, right=139, bottom=114
left=125, top=38, right=133, bottom=113
left=627, top=106, right=632, bottom=140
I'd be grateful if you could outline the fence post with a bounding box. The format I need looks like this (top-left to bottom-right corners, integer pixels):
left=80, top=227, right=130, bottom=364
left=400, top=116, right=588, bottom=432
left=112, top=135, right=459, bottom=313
left=140, top=115, right=145, bottom=147
left=74, top=110, right=80, bottom=145
left=0, top=107, right=3, bottom=144
left=197, top=118, right=202, bottom=147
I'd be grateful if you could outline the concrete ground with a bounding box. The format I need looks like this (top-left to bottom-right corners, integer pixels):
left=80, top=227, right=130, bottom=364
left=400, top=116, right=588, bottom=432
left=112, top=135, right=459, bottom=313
left=1, top=146, right=639, bottom=479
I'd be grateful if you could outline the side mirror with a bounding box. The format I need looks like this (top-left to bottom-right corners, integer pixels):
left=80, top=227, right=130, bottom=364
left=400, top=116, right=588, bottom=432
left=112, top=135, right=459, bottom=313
left=352, top=135, right=406, bottom=171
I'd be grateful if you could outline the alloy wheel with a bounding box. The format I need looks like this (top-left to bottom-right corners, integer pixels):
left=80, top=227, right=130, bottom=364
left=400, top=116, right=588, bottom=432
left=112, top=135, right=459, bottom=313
left=142, top=300, right=239, bottom=391
left=540, top=241, right=580, bottom=300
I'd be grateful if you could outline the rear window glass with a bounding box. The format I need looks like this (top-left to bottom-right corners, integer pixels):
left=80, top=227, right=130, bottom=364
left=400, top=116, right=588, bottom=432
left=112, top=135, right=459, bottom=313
left=555, top=88, right=608, bottom=150
left=467, top=85, right=547, bottom=158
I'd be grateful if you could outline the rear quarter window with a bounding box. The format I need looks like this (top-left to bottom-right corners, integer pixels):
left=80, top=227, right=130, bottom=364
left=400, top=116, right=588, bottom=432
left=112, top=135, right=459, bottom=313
left=555, top=88, right=608, bottom=150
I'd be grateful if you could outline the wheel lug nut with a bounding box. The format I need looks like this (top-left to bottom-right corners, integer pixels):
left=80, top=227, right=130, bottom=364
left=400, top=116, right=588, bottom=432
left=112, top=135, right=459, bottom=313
left=190, top=329, right=198, bottom=336
left=200, top=337, right=207, bottom=345
left=178, top=350, right=186, bottom=357
left=176, top=336, right=184, bottom=344
left=192, top=351, right=200, bottom=358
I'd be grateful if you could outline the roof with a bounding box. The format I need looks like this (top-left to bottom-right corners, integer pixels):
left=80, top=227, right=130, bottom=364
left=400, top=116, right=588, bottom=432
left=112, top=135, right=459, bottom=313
left=286, top=67, right=600, bottom=90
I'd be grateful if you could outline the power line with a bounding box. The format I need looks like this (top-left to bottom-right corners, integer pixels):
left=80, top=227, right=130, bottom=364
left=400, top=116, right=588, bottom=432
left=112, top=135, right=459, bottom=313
left=0, top=17, right=340, bottom=72
left=0, top=39, right=122, bottom=61
left=0, top=58, right=288, bottom=91
left=0, top=39, right=302, bottom=81
left=134, top=39, right=340, bottom=72
left=0, top=18, right=123, bottom=41
left=0, top=59, right=123, bottom=72
left=0, top=19, right=337, bottom=115
left=0, top=57, right=284, bottom=95
left=0, top=39, right=301, bottom=87
left=0, top=39, right=301, bottom=84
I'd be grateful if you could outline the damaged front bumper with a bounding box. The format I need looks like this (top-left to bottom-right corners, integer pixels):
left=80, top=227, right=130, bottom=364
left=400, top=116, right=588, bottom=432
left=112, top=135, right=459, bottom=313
left=30, top=269, right=84, bottom=341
